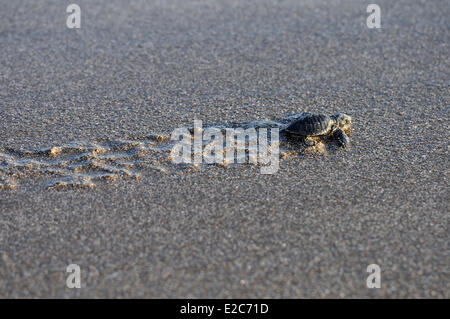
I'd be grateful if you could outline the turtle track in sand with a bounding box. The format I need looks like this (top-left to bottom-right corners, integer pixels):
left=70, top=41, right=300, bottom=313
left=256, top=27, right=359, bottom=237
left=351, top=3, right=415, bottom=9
left=0, top=135, right=172, bottom=190
left=0, top=113, right=344, bottom=190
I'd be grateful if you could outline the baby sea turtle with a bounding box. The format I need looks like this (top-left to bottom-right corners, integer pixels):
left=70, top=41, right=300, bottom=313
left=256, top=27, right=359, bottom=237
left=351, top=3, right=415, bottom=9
left=283, top=113, right=352, bottom=147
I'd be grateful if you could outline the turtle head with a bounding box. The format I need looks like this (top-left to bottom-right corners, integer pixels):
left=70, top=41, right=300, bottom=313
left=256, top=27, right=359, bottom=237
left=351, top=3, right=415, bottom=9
left=331, top=113, right=352, bottom=131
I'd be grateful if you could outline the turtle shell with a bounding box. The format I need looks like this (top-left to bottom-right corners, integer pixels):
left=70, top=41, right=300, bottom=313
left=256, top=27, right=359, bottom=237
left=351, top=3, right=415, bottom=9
left=285, top=114, right=333, bottom=136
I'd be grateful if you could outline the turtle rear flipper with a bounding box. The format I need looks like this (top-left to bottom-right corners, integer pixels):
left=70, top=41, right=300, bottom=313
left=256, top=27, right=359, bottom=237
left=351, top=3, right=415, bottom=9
left=333, top=128, right=349, bottom=147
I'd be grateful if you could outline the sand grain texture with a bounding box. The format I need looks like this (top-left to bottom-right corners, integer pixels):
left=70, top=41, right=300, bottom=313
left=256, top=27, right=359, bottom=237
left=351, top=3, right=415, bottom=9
left=0, top=0, right=448, bottom=298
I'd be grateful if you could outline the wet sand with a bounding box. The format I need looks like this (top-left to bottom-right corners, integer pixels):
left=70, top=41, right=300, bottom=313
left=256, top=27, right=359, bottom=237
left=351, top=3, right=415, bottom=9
left=0, top=0, right=448, bottom=298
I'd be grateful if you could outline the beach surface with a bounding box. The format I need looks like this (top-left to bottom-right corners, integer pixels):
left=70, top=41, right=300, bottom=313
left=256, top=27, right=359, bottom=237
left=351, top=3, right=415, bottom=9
left=0, top=0, right=448, bottom=297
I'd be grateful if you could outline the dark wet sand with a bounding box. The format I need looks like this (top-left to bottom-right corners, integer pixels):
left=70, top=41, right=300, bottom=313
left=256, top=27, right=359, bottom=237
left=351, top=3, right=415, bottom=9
left=0, top=0, right=448, bottom=298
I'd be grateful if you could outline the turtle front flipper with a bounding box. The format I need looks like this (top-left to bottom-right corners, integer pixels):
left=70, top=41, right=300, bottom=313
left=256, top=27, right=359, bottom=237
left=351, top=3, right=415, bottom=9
left=333, top=128, right=349, bottom=147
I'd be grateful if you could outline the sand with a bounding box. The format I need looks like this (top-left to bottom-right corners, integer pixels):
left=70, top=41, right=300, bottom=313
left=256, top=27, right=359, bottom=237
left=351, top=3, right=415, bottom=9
left=0, top=0, right=448, bottom=298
